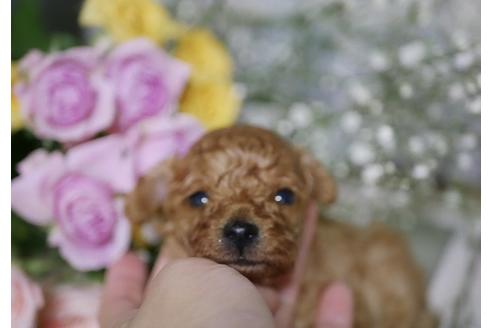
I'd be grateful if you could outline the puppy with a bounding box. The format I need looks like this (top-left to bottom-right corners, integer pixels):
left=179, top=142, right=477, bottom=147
left=125, top=125, right=436, bottom=328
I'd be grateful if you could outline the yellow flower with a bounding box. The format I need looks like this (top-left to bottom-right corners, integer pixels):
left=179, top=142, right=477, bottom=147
left=176, top=29, right=240, bottom=129
left=175, top=29, right=233, bottom=82
left=131, top=224, right=148, bottom=249
left=79, top=0, right=183, bottom=44
left=180, top=80, right=240, bottom=130
left=11, top=64, right=23, bottom=131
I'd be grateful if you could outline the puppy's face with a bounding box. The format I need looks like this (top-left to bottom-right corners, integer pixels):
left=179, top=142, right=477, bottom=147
left=126, top=126, right=336, bottom=282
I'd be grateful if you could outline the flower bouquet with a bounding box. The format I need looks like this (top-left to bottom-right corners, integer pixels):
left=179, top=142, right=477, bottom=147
left=11, top=0, right=241, bottom=326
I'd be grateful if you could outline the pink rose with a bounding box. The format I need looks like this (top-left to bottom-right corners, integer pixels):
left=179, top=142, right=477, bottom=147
left=12, top=151, right=131, bottom=271
left=131, top=113, right=204, bottom=175
left=103, top=39, right=190, bottom=131
left=11, top=267, right=44, bottom=328
left=65, top=135, right=136, bottom=194
left=16, top=47, right=114, bottom=142
left=18, top=50, right=44, bottom=72
left=49, top=173, right=130, bottom=270
left=11, top=150, right=65, bottom=225
left=66, top=113, right=204, bottom=192
left=39, top=284, right=101, bottom=328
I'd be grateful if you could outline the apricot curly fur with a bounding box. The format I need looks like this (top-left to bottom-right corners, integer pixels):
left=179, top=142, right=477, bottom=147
left=125, top=125, right=437, bottom=328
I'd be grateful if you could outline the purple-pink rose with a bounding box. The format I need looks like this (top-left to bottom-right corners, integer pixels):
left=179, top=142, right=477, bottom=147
left=103, top=39, right=190, bottom=132
left=16, top=47, right=113, bottom=143
left=11, top=150, right=131, bottom=271
left=49, top=174, right=130, bottom=270
left=11, top=150, right=65, bottom=226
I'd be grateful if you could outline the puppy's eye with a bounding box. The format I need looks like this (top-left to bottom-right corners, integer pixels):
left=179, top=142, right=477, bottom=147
left=188, top=191, right=209, bottom=208
left=274, top=188, right=295, bottom=205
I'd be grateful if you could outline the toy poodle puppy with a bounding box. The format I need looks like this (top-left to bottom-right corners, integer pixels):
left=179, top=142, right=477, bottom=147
left=125, top=125, right=436, bottom=328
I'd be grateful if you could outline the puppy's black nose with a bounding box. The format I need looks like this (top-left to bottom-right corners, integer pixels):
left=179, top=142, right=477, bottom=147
left=223, top=220, right=259, bottom=255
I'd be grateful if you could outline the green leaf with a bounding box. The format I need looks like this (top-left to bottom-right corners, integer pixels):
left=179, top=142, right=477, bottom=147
left=12, top=0, right=51, bottom=60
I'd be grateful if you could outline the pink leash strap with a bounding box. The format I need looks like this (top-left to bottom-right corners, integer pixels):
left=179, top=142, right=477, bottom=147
left=275, top=201, right=319, bottom=328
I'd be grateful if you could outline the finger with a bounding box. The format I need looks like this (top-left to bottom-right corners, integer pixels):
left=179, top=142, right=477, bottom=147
left=256, top=286, right=280, bottom=313
left=99, top=253, right=148, bottom=328
left=272, top=282, right=294, bottom=327
left=133, top=258, right=276, bottom=328
left=150, top=238, right=188, bottom=279
left=315, top=282, right=353, bottom=328
left=150, top=249, right=171, bottom=280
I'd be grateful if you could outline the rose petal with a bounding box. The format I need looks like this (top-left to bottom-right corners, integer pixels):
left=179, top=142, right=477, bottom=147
left=49, top=199, right=131, bottom=271
left=170, top=114, right=205, bottom=155
left=132, top=113, right=204, bottom=176
left=18, top=50, right=44, bottom=74
left=67, top=135, right=136, bottom=193
left=17, top=149, right=53, bottom=175
left=134, top=133, right=176, bottom=177
left=23, top=47, right=100, bottom=87
left=104, top=38, right=190, bottom=132
left=17, top=47, right=115, bottom=143
left=11, top=151, right=65, bottom=225
left=37, top=74, right=115, bottom=143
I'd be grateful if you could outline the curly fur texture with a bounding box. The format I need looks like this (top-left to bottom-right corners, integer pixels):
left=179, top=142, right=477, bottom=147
left=125, top=125, right=436, bottom=327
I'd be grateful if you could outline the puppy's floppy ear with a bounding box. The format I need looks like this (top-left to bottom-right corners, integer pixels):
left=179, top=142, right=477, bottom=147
left=125, top=159, right=176, bottom=225
left=297, top=148, right=337, bottom=205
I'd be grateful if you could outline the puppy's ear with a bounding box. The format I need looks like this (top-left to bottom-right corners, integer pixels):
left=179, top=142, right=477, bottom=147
left=125, top=159, right=176, bottom=225
left=297, top=148, right=337, bottom=205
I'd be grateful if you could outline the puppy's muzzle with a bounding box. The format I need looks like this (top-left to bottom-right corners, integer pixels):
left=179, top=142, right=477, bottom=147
left=222, top=219, right=259, bottom=256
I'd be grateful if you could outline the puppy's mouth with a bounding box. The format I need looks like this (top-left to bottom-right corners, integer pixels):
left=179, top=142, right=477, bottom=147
left=209, top=256, right=268, bottom=269
left=204, top=254, right=289, bottom=283
left=221, top=258, right=266, bottom=267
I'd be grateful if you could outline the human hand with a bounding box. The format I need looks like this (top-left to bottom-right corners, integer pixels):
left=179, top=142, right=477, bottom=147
left=100, top=246, right=352, bottom=328
left=99, top=254, right=275, bottom=328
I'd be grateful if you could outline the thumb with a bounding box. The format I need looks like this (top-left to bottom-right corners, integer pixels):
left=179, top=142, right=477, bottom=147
left=99, top=253, right=148, bottom=328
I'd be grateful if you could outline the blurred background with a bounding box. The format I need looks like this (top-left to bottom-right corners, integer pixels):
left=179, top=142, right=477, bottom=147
left=12, top=0, right=480, bottom=326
